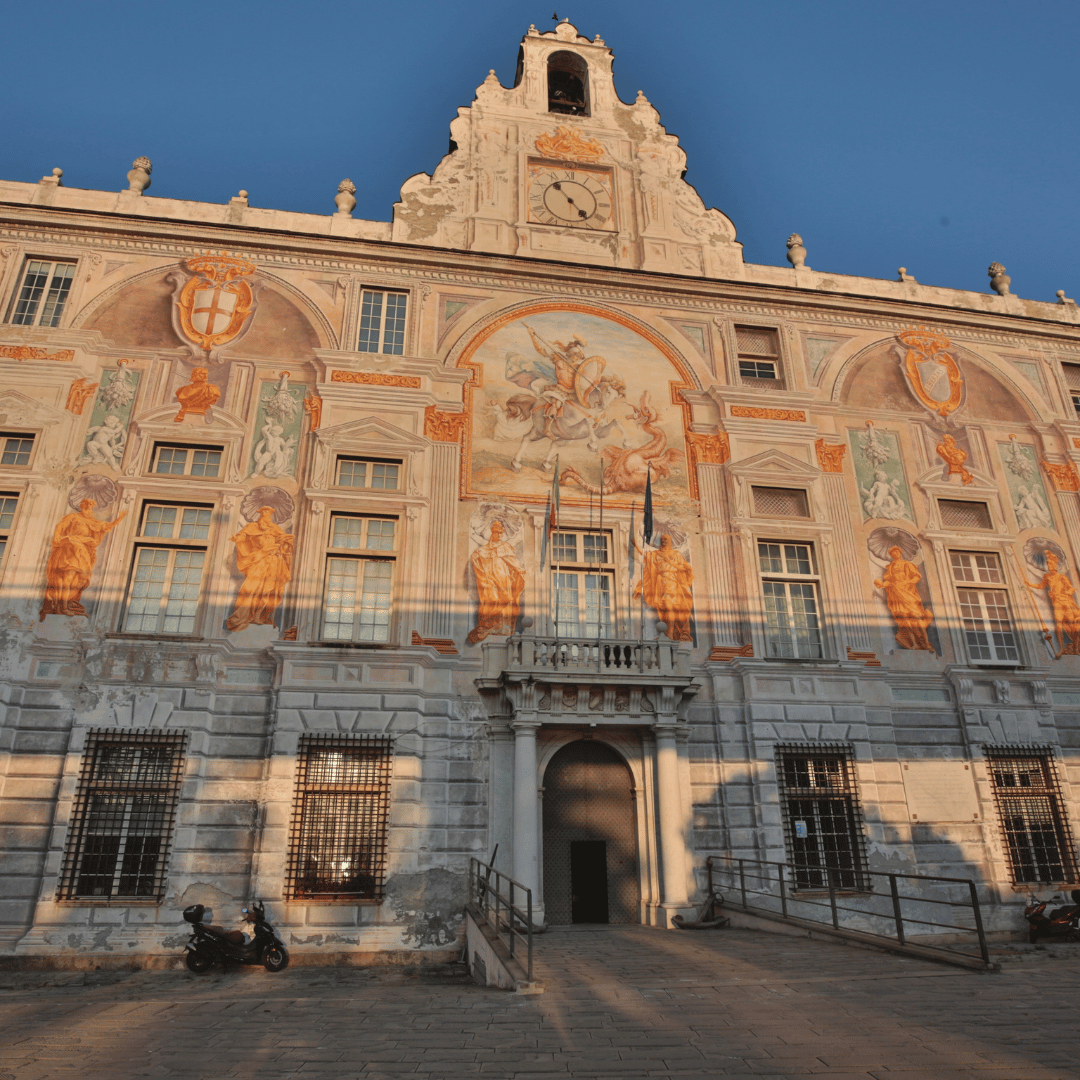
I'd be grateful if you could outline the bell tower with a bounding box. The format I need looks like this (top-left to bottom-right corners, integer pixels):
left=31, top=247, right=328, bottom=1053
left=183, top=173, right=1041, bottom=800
left=391, top=20, right=744, bottom=279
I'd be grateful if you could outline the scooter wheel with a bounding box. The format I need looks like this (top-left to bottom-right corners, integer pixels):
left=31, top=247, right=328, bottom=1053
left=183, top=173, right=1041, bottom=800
left=263, top=945, right=289, bottom=973
left=185, top=950, right=215, bottom=974
left=1065, top=930, right=1080, bottom=944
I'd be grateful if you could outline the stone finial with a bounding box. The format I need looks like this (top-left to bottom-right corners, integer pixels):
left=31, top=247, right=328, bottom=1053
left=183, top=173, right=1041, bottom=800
left=334, top=178, right=357, bottom=217
left=898, top=267, right=917, bottom=283
left=1056, top=289, right=1077, bottom=307
left=786, top=233, right=808, bottom=269
left=126, top=156, right=152, bottom=195
left=39, top=167, right=63, bottom=186
left=230, top=190, right=249, bottom=206
left=988, top=261, right=1011, bottom=295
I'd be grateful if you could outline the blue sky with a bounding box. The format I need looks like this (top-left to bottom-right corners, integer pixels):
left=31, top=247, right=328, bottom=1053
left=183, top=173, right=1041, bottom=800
left=3, top=0, right=1077, bottom=301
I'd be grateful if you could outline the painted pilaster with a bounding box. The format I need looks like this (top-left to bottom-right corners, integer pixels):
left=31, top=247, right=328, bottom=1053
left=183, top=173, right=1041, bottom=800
left=822, top=472, right=873, bottom=653
left=699, top=465, right=742, bottom=646
left=511, top=716, right=543, bottom=921
left=427, top=441, right=459, bottom=637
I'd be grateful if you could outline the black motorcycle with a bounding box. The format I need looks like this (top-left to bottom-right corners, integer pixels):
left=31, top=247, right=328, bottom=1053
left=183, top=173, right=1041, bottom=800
left=1024, top=889, right=1080, bottom=944
left=182, top=901, right=289, bottom=974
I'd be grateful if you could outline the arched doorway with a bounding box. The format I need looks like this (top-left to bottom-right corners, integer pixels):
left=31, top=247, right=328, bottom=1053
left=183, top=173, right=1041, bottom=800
left=542, top=739, right=639, bottom=924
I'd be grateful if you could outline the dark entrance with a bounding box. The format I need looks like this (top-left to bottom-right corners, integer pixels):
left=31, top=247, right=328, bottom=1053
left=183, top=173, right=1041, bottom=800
left=542, top=739, right=638, bottom=925
left=570, top=840, right=609, bottom=923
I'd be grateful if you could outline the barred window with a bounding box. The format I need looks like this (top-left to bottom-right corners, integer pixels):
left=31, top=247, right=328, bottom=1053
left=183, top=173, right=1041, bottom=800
left=59, top=730, right=186, bottom=901
left=335, top=457, right=400, bottom=490
left=950, top=551, right=1019, bottom=664
left=152, top=444, right=223, bottom=478
left=1063, top=363, right=1080, bottom=418
left=758, top=541, right=823, bottom=659
left=736, top=325, right=783, bottom=386
left=358, top=289, right=408, bottom=355
left=7, top=259, right=76, bottom=327
left=776, top=744, right=868, bottom=889
left=985, top=746, right=1078, bottom=884
left=752, top=486, right=809, bottom=518
left=286, top=734, right=393, bottom=900
left=940, top=499, right=992, bottom=530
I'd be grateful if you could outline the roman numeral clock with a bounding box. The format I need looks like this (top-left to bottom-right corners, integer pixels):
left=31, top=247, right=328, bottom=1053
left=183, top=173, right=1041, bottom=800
left=526, top=162, right=614, bottom=230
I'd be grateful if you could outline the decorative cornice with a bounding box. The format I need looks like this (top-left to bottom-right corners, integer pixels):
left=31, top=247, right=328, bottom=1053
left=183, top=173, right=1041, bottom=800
left=330, top=370, right=421, bottom=388
left=730, top=405, right=806, bottom=422
left=0, top=343, right=75, bottom=362
left=815, top=438, right=847, bottom=473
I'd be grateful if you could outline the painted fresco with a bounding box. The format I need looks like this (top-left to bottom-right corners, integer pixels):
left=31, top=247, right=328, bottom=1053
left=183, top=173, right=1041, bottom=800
left=249, top=372, right=307, bottom=479
left=82, top=363, right=141, bottom=469
left=998, top=438, right=1054, bottom=530
left=463, top=309, right=690, bottom=506
left=848, top=424, right=913, bottom=522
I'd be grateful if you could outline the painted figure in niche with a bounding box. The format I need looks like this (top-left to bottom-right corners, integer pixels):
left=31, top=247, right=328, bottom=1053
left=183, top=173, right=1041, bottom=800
left=303, top=391, right=322, bottom=430
left=466, top=520, right=526, bottom=644
left=98, top=361, right=137, bottom=411
left=174, top=367, right=220, bottom=422
left=873, top=547, right=935, bottom=652
left=251, top=421, right=297, bottom=479
left=635, top=535, right=694, bottom=642
left=1022, top=551, right=1080, bottom=657
left=261, top=371, right=301, bottom=424
left=861, top=470, right=908, bottom=520
left=39, top=499, right=127, bottom=619
left=1014, top=484, right=1053, bottom=530
left=936, top=433, right=973, bottom=485
left=225, top=506, right=294, bottom=632
left=83, top=414, right=126, bottom=469
left=561, top=391, right=683, bottom=496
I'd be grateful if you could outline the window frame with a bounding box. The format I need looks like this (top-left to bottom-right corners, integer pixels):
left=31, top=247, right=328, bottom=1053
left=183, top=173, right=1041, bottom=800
left=333, top=456, right=403, bottom=492
left=733, top=323, right=785, bottom=389
left=150, top=442, right=225, bottom=480
left=775, top=743, right=870, bottom=891
left=549, top=528, right=616, bottom=640
left=984, top=745, right=1079, bottom=886
left=58, top=729, right=187, bottom=903
left=356, top=288, right=409, bottom=356
left=1061, top=362, right=1080, bottom=419
left=751, top=486, right=811, bottom=519
left=0, top=490, right=21, bottom=572
left=757, top=539, right=825, bottom=660
left=5, top=257, right=78, bottom=328
left=285, top=734, right=393, bottom=902
left=938, top=498, right=993, bottom=531
left=948, top=549, right=1022, bottom=666
left=320, top=511, right=400, bottom=644
left=0, top=432, right=37, bottom=471
left=120, top=500, right=214, bottom=637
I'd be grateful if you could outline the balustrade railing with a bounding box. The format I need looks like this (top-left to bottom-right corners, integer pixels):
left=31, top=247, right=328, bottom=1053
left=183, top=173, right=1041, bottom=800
left=504, top=634, right=675, bottom=674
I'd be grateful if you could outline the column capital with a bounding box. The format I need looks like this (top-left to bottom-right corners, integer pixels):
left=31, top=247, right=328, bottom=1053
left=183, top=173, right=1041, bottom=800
left=511, top=717, right=542, bottom=734
left=652, top=719, right=682, bottom=737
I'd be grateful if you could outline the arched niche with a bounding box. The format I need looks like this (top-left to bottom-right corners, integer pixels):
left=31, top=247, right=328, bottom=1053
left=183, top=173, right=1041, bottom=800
left=548, top=50, right=589, bottom=116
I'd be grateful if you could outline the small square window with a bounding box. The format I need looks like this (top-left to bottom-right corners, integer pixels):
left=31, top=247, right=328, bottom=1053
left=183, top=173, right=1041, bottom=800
left=940, top=499, right=992, bottom=529
left=736, top=325, right=782, bottom=386
left=335, top=457, right=401, bottom=490
left=358, top=290, right=408, bottom=355
left=140, top=503, right=212, bottom=541
left=152, top=444, right=223, bottom=478
left=752, top=486, right=809, bottom=518
left=7, top=259, right=76, bottom=327
left=1063, top=364, right=1080, bottom=418
left=0, top=434, right=35, bottom=467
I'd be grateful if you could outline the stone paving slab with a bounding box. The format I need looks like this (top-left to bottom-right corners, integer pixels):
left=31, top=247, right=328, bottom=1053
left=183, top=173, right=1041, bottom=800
left=0, top=926, right=1079, bottom=1079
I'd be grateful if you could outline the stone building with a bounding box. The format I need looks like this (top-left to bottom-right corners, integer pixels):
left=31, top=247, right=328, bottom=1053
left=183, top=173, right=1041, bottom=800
left=0, top=20, right=1078, bottom=961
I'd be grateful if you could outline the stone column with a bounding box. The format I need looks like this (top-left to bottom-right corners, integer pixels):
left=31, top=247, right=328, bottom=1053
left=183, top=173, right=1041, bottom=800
left=511, top=718, right=542, bottom=916
left=654, top=720, right=689, bottom=917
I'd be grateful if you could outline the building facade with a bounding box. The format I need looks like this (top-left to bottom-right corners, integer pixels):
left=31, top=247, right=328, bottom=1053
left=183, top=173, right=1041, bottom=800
left=1, top=21, right=1079, bottom=960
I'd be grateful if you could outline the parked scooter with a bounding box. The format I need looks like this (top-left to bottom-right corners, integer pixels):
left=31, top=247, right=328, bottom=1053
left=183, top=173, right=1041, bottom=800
left=1024, top=889, right=1080, bottom=943
left=182, top=901, right=289, bottom=973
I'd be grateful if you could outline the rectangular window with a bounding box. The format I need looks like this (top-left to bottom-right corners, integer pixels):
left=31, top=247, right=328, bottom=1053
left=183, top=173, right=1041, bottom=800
left=152, top=444, right=222, bottom=478
left=940, top=499, right=992, bottom=530
left=322, top=514, right=397, bottom=642
left=986, top=747, right=1078, bottom=884
left=736, top=325, right=783, bottom=386
left=1062, top=363, right=1080, bottom=418
left=752, top=486, right=810, bottom=518
left=58, top=730, right=186, bottom=901
left=122, top=502, right=211, bottom=635
left=286, top=734, right=393, bottom=900
left=0, top=492, right=18, bottom=567
left=777, top=745, right=868, bottom=890
left=335, top=457, right=401, bottom=490
left=551, top=530, right=613, bottom=639
left=8, top=259, right=76, bottom=327
left=0, top=433, right=35, bottom=467
left=758, top=541, right=823, bottom=659
left=357, top=290, right=408, bottom=355
left=950, top=551, right=1019, bottom=663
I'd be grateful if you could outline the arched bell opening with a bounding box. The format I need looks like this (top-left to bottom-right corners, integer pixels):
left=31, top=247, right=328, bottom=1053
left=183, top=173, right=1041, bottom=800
left=547, top=50, right=589, bottom=116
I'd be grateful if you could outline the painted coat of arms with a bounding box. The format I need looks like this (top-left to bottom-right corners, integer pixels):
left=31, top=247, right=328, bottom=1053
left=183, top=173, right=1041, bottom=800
left=897, top=327, right=964, bottom=419
left=174, top=252, right=256, bottom=353
left=461, top=306, right=691, bottom=505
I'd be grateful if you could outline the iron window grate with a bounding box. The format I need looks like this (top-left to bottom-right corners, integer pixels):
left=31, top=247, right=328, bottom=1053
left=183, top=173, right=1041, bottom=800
left=940, top=499, right=992, bottom=529
left=753, top=487, right=809, bottom=518
left=286, top=734, right=393, bottom=901
left=775, top=743, right=869, bottom=890
left=985, top=745, right=1078, bottom=885
left=58, top=729, right=187, bottom=901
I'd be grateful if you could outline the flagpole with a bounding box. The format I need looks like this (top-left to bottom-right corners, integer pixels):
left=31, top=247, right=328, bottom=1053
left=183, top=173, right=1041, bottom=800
left=597, top=464, right=604, bottom=671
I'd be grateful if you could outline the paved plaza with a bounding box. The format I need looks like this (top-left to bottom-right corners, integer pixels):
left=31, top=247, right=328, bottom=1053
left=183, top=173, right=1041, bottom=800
left=1, top=925, right=1079, bottom=1080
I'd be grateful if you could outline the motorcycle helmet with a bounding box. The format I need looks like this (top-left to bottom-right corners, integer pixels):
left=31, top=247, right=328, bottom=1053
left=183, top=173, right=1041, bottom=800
left=182, top=904, right=206, bottom=924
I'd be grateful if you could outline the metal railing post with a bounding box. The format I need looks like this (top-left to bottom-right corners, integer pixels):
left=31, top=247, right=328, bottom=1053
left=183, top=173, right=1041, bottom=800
left=509, top=879, right=516, bottom=960
left=739, top=859, right=746, bottom=907
left=889, top=874, right=905, bottom=945
left=494, top=869, right=501, bottom=934
left=706, top=856, right=713, bottom=901
left=968, top=880, right=990, bottom=967
left=778, top=862, right=787, bottom=918
left=827, top=868, right=839, bottom=929
left=527, top=887, right=533, bottom=982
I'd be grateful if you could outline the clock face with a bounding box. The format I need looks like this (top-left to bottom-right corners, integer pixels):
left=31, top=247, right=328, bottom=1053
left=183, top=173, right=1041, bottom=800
left=527, top=165, right=614, bottom=230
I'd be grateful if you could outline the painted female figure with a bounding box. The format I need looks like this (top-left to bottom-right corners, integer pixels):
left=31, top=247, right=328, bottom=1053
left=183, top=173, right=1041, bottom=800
left=1024, top=551, right=1080, bottom=656
left=40, top=499, right=127, bottom=619
left=635, top=535, right=694, bottom=642
left=873, top=546, right=934, bottom=652
left=467, top=520, right=526, bottom=644
left=225, top=506, right=294, bottom=632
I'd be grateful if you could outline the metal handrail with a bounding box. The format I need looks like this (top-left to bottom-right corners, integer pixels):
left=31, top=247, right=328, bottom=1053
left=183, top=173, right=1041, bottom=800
left=468, top=857, right=534, bottom=982
left=706, top=854, right=991, bottom=967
